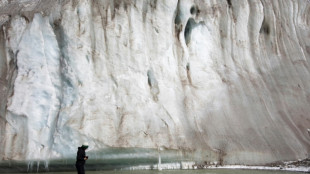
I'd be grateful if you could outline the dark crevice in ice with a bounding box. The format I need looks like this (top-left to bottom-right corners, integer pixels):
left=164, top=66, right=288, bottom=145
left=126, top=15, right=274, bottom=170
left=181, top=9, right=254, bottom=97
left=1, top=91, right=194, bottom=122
left=184, top=18, right=204, bottom=45
left=174, top=0, right=182, bottom=40
left=227, top=0, right=232, bottom=8
left=190, top=6, right=197, bottom=15
left=186, top=62, right=192, bottom=85
left=260, top=17, right=270, bottom=35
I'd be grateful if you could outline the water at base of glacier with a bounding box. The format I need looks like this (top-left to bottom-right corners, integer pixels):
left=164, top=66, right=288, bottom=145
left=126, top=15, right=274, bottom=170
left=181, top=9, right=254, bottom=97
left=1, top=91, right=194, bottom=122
left=0, top=169, right=305, bottom=174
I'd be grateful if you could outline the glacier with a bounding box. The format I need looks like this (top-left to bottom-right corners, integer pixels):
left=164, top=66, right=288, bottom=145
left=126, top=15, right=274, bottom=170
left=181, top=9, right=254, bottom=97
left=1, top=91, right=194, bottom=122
left=0, top=0, right=309, bottom=171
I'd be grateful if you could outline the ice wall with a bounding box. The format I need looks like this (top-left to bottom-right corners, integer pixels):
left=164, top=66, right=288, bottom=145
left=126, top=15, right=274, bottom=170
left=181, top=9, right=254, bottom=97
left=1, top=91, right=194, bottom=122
left=0, top=0, right=309, bottom=166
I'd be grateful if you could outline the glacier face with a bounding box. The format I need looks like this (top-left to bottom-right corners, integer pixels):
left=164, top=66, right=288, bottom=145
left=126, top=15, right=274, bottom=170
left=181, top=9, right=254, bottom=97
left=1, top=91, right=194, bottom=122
left=0, top=0, right=309, bottom=166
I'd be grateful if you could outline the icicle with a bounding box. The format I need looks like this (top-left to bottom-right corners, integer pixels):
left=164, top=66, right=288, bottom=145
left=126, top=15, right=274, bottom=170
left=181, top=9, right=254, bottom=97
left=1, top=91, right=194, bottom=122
left=36, top=161, right=40, bottom=172
left=27, top=161, right=33, bottom=172
left=158, top=147, right=162, bottom=171
left=158, top=154, right=162, bottom=171
left=44, top=160, right=49, bottom=171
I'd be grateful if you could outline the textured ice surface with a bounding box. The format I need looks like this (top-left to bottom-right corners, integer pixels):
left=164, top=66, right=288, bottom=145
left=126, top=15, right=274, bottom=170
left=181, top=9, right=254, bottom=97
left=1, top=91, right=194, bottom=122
left=0, top=0, right=309, bottom=167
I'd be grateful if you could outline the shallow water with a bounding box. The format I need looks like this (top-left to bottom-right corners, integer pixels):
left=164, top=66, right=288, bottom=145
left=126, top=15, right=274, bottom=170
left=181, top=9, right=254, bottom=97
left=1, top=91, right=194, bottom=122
left=3, top=169, right=305, bottom=174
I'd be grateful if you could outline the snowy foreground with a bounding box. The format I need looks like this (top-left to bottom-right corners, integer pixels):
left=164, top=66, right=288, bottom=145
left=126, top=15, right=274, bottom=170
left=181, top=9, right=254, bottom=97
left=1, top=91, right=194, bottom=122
left=128, top=164, right=310, bottom=172
left=125, top=158, right=310, bottom=172
left=210, top=165, right=310, bottom=173
left=126, top=161, right=310, bottom=173
left=127, top=164, right=310, bottom=173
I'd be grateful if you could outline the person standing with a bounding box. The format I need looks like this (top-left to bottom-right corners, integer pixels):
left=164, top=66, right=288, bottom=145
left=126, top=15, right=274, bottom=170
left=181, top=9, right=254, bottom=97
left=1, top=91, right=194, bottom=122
left=76, top=142, right=89, bottom=174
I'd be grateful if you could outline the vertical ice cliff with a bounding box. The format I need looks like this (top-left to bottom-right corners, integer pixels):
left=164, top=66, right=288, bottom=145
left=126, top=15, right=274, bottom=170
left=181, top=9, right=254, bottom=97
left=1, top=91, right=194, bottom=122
left=0, top=0, right=309, bottom=166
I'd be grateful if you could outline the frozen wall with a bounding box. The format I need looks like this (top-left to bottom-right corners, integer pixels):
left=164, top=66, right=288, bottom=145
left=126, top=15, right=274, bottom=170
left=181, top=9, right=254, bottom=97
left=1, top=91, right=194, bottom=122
left=0, top=0, right=309, bottom=166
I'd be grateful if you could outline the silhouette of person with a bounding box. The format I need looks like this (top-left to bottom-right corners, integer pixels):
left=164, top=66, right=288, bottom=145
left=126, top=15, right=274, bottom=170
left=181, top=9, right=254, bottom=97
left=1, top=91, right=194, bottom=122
left=75, top=142, right=89, bottom=174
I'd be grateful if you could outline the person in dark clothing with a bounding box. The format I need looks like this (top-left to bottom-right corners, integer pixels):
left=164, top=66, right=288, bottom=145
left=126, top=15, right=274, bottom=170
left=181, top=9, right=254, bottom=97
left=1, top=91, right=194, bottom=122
left=76, top=142, right=89, bottom=174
